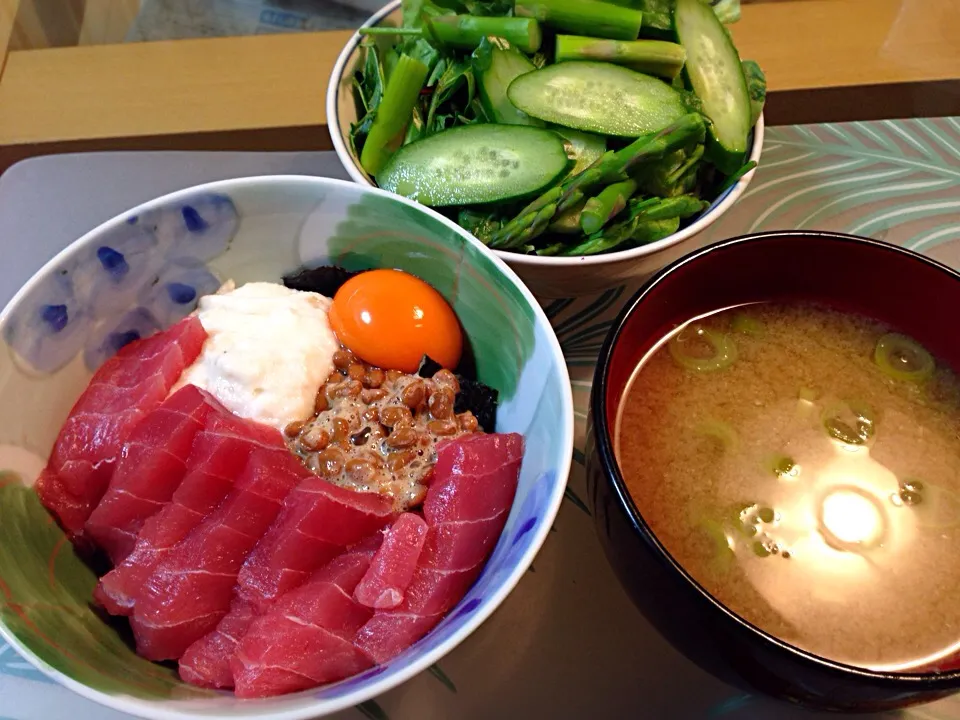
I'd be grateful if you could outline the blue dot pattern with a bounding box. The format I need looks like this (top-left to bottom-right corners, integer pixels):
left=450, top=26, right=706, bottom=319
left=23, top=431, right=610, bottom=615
left=3, top=191, right=238, bottom=374
left=166, top=282, right=197, bottom=305
left=40, top=304, right=68, bottom=333
left=96, top=246, right=129, bottom=278
left=181, top=205, right=209, bottom=233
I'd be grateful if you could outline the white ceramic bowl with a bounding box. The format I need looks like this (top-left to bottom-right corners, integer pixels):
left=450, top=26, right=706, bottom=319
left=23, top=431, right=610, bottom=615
left=326, top=0, right=764, bottom=298
left=0, top=176, right=574, bottom=719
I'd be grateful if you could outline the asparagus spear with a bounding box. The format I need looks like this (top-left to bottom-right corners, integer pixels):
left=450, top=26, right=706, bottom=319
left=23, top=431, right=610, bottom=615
left=359, top=54, right=431, bottom=177
left=514, top=0, right=643, bottom=41
left=562, top=195, right=706, bottom=256
left=472, top=37, right=542, bottom=126
left=488, top=113, right=705, bottom=248
left=548, top=198, right=588, bottom=234
left=633, top=216, right=681, bottom=243
left=554, top=35, right=686, bottom=80
left=743, top=60, right=767, bottom=126
left=639, top=143, right=704, bottom=197
left=580, top=178, right=639, bottom=234
left=361, top=15, right=543, bottom=53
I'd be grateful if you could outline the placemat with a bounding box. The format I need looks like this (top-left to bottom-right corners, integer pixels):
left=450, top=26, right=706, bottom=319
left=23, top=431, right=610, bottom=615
left=1, top=117, right=958, bottom=720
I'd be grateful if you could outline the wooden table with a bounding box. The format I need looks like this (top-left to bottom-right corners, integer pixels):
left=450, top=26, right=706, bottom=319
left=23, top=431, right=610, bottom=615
left=0, top=0, right=958, bottom=173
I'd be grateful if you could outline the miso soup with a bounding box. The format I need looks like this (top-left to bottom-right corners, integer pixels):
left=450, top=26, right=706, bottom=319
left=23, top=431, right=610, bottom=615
left=616, top=303, right=960, bottom=672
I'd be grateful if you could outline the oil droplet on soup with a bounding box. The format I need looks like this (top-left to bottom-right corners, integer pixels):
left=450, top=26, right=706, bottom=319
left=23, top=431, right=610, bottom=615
left=616, top=303, right=960, bottom=672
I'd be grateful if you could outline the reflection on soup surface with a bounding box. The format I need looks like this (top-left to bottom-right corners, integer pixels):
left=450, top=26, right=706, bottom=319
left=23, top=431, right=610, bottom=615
left=617, top=303, right=960, bottom=672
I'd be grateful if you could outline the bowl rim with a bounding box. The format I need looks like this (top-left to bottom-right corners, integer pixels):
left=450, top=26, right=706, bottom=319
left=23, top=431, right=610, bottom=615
left=0, top=174, right=575, bottom=720
left=590, top=229, right=960, bottom=689
left=325, top=0, right=764, bottom=268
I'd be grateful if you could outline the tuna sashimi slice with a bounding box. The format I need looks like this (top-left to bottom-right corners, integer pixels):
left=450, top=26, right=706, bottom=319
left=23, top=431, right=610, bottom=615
left=131, top=446, right=307, bottom=660
left=355, top=513, right=428, bottom=610
left=354, top=433, right=523, bottom=665
left=84, top=384, right=221, bottom=564
left=238, top=476, right=396, bottom=613
left=35, top=317, right=206, bottom=537
left=179, top=598, right=257, bottom=689
left=178, top=475, right=395, bottom=688
left=94, top=409, right=284, bottom=616
left=230, top=540, right=380, bottom=699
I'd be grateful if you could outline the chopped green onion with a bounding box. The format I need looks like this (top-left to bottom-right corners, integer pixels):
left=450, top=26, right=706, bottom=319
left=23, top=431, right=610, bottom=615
left=731, top=312, right=762, bottom=336
left=669, top=324, right=737, bottom=372
left=821, top=399, right=876, bottom=446
left=695, top=418, right=738, bottom=451
left=765, top=454, right=799, bottom=479
left=698, top=518, right=734, bottom=573
left=874, top=333, right=935, bottom=383
left=900, top=480, right=960, bottom=529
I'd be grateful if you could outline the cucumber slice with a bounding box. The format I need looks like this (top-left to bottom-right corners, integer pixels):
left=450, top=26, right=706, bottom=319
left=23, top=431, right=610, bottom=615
left=378, top=124, right=570, bottom=207
left=674, top=0, right=752, bottom=173
left=472, top=37, right=543, bottom=126
left=551, top=126, right=607, bottom=176
left=507, top=61, right=687, bottom=137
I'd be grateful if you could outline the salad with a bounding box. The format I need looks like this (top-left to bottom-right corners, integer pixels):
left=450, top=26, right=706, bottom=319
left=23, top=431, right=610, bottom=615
left=349, top=0, right=766, bottom=257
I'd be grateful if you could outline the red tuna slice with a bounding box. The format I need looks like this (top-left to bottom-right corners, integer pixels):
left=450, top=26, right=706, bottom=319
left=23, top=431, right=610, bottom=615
left=238, top=476, right=396, bottom=612
left=354, top=432, right=523, bottom=665
left=94, top=408, right=285, bottom=616
left=177, top=476, right=394, bottom=688
left=35, top=316, right=206, bottom=537
left=130, top=446, right=307, bottom=660
left=355, top=512, right=428, bottom=610
left=230, top=539, right=380, bottom=699
left=179, top=597, right=257, bottom=689
left=85, top=384, right=222, bottom=564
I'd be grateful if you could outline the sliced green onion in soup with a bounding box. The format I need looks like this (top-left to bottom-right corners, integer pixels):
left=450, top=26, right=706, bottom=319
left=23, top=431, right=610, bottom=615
left=765, top=453, right=800, bottom=479
left=695, top=418, right=738, bottom=451
left=874, top=333, right=935, bottom=383
left=696, top=518, right=736, bottom=574
left=669, top=324, right=737, bottom=372
left=897, top=480, right=960, bottom=529
left=821, top=399, right=876, bottom=446
left=731, top=313, right=763, bottom=336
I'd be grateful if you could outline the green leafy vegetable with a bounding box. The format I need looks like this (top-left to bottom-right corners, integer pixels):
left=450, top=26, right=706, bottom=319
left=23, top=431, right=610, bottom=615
left=425, top=57, right=476, bottom=135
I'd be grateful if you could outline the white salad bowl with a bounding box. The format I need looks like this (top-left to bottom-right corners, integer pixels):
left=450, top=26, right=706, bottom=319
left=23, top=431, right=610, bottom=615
left=326, top=0, right=764, bottom=298
left=0, top=176, right=574, bottom=719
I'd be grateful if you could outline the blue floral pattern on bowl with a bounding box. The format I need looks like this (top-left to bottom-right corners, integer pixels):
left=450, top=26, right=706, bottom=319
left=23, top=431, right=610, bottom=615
left=2, top=192, right=234, bottom=375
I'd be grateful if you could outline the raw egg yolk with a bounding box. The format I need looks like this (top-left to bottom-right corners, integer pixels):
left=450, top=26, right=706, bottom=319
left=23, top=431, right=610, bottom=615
left=329, top=269, right=463, bottom=373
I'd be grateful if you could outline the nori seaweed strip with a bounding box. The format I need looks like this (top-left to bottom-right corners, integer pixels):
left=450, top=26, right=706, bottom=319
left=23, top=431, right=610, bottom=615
left=282, top=266, right=359, bottom=296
